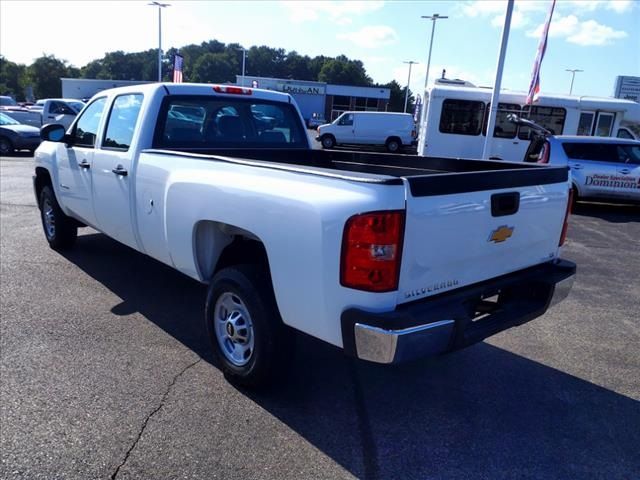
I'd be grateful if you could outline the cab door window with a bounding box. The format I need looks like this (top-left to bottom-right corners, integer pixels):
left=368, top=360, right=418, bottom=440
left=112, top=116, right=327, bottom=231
left=337, top=113, right=354, bottom=126
left=103, top=94, right=143, bottom=151
left=72, top=97, right=107, bottom=148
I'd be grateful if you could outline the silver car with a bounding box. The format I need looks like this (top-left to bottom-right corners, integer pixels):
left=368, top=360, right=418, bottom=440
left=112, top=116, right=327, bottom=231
left=539, top=136, right=640, bottom=204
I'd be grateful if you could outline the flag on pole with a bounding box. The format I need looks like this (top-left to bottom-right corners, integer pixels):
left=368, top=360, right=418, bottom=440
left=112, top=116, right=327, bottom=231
left=173, top=54, right=184, bottom=83
left=526, top=0, right=556, bottom=104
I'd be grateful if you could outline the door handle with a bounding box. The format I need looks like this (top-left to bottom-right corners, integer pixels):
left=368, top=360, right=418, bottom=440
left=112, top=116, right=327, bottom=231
left=78, top=160, right=90, bottom=169
left=112, top=165, right=128, bottom=176
left=620, top=169, right=631, bottom=175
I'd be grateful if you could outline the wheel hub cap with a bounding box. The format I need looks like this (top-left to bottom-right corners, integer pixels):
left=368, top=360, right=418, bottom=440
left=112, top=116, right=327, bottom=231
left=214, top=292, right=254, bottom=366
left=42, top=198, right=55, bottom=239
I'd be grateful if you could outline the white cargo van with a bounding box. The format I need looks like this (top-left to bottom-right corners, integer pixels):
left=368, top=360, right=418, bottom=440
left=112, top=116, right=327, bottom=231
left=316, top=111, right=417, bottom=152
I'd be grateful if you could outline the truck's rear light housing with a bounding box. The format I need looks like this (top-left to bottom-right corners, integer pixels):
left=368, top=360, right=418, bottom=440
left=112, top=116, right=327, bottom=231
left=212, top=86, right=252, bottom=95
left=341, top=211, right=405, bottom=292
left=559, top=188, right=573, bottom=246
left=538, top=141, right=550, bottom=164
left=411, top=129, right=417, bottom=138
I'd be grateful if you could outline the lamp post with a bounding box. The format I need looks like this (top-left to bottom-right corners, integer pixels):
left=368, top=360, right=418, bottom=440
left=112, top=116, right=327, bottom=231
left=149, top=1, right=170, bottom=82
left=418, top=13, right=448, bottom=152
left=237, top=48, right=247, bottom=86
left=403, top=61, right=418, bottom=113
left=566, top=69, right=583, bottom=95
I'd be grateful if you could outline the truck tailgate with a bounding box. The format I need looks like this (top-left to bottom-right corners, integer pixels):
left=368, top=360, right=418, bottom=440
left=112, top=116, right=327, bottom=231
left=397, top=167, right=570, bottom=304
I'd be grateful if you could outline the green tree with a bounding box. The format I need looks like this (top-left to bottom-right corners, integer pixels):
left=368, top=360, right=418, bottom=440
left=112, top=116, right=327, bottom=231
left=0, top=56, right=27, bottom=100
left=191, top=52, right=236, bottom=83
left=318, top=56, right=372, bottom=86
left=382, top=80, right=414, bottom=113
left=25, top=55, right=72, bottom=99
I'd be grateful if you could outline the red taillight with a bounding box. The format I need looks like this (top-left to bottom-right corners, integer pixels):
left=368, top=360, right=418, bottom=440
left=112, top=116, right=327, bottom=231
left=212, top=86, right=252, bottom=95
left=559, top=188, right=573, bottom=246
left=538, top=141, right=550, bottom=164
left=341, top=211, right=405, bottom=292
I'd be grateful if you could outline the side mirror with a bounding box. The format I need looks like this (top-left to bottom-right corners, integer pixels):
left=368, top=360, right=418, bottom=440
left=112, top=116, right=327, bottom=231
left=40, top=123, right=67, bottom=142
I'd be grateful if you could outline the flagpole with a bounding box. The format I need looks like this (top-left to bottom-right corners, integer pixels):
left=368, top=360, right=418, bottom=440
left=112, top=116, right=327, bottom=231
left=482, top=0, right=514, bottom=160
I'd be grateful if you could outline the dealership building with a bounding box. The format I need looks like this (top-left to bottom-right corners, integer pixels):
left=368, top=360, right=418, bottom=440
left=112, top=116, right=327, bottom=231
left=236, top=75, right=391, bottom=122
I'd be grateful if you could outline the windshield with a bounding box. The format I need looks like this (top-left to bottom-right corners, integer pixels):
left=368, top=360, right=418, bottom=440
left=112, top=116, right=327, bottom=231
left=0, top=96, right=17, bottom=107
left=0, top=112, right=20, bottom=125
left=155, top=95, right=308, bottom=149
left=67, top=101, right=85, bottom=113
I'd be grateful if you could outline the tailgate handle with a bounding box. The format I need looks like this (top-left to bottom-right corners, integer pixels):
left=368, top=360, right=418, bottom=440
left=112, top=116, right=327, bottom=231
left=491, top=192, right=520, bottom=217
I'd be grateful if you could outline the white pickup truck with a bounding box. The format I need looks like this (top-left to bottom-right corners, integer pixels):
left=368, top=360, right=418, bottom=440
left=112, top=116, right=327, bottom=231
left=2, top=98, right=83, bottom=130
left=34, top=83, right=576, bottom=387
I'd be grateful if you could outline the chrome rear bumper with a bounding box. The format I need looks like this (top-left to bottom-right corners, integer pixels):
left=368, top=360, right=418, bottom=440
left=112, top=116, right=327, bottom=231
left=342, top=259, right=576, bottom=364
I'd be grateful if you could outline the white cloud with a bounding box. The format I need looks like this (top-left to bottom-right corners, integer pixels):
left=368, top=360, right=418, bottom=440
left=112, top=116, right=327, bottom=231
left=280, top=1, right=384, bottom=25
left=336, top=26, right=398, bottom=48
left=566, top=20, right=628, bottom=46
left=567, top=0, right=634, bottom=13
left=527, top=14, right=627, bottom=46
left=462, top=1, right=546, bottom=30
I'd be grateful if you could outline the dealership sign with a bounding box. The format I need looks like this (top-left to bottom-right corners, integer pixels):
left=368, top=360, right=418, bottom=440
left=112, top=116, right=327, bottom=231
left=277, top=83, right=325, bottom=95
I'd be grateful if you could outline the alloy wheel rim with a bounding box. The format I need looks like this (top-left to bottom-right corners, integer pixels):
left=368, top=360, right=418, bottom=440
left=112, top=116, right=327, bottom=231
left=42, top=197, right=55, bottom=239
left=214, top=292, right=255, bottom=367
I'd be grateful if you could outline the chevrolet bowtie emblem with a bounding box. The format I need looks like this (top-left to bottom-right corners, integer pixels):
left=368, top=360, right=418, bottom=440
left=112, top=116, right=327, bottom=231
left=489, top=225, right=514, bottom=243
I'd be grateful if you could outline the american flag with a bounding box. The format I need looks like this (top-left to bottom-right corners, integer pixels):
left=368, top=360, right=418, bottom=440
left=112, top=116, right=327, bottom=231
left=526, top=0, right=556, bottom=105
left=173, top=54, right=184, bottom=83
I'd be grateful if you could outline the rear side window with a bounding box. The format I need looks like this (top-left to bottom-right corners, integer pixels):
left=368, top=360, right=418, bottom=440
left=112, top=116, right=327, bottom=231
left=73, top=97, right=107, bottom=148
left=519, top=106, right=566, bottom=139
left=562, top=143, right=628, bottom=163
left=103, top=94, right=143, bottom=151
left=482, top=103, right=521, bottom=138
left=439, top=99, right=485, bottom=136
left=154, top=95, right=307, bottom=149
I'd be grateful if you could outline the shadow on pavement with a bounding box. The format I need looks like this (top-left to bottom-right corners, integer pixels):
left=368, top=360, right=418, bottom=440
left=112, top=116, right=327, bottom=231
left=62, top=232, right=640, bottom=479
left=572, top=201, right=640, bottom=223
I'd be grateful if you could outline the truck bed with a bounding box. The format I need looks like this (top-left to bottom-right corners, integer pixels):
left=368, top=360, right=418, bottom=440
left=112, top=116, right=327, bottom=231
left=144, top=147, right=568, bottom=195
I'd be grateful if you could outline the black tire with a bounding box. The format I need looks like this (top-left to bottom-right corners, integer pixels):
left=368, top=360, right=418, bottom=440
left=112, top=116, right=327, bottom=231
left=385, top=138, right=401, bottom=153
left=205, top=264, right=292, bottom=388
left=0, top=136, right=14, bottom=156
left=39, top=185, right=77, bottom=250
left=320, top=134, right=335, bottom=149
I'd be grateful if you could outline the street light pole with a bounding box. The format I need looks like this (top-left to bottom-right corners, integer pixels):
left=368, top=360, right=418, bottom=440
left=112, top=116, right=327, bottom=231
left=566, top=69, right=583, bottom=95
left=403, top=61, right=418, bottom=113
left=418, top=14, right=448, bottom=152
left=149, top=2, right=170, bottom=82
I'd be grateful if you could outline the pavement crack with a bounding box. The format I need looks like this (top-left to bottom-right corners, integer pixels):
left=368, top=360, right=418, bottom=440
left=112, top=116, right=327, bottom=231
left=110, top=358, right=202, bottom=480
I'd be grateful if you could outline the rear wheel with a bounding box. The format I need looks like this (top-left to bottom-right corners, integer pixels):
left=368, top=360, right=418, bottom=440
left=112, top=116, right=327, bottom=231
left=205, top=264, right=292, bottom=388
left=0, top=136, right=13, bottom=156
left=39, top=185, right=77, bottom=250
left=320, top=135, right=336, bottom=149
left=385, top=138, right=401, bottom=153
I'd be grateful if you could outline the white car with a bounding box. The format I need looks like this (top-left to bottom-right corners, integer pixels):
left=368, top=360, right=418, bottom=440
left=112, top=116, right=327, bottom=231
left=534, top=136, right=640, bottom=204
left=316, top=111, right=417, bottom=153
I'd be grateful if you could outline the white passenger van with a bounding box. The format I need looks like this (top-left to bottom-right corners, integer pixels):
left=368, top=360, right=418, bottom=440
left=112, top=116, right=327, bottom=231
left=316, top=111, right=417, bottom=152
left=418, top=85, right=640, bottom=161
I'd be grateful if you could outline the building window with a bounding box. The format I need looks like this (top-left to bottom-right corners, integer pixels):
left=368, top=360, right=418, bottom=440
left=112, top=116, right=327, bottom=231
left=332, top=95, right=351, bottom=109
left=439, top=99, right=485, bottom=136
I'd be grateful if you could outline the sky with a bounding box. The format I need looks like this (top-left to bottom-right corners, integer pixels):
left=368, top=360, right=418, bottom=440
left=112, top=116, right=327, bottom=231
left=1, top=0, right=638, bottom=98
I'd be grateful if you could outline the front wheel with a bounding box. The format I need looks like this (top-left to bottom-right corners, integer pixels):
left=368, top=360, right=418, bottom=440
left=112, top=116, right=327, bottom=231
left=205, top=265, right=292, bottom=388
left=39, top=185, right=77, bottom=250
left=0, top=136, right=14, bottom=156
left=320, top=135, right=336, bottom=149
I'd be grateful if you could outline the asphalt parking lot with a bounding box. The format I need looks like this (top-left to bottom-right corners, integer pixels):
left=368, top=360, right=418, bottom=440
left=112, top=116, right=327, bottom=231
left=1, top=153, right=639, bottom=480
